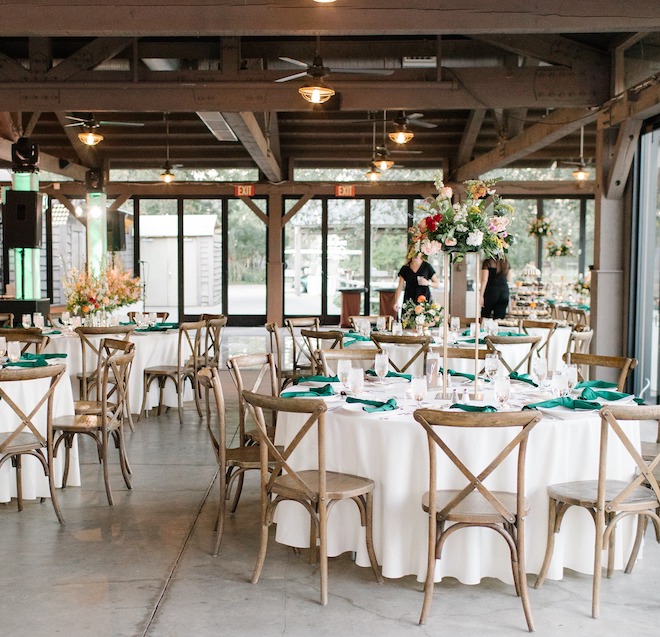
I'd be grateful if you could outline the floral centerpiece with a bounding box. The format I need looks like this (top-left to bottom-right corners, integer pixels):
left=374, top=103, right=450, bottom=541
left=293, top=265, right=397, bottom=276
left=546, top=236, right=574, bottom=257
left=401, top=295, right=443, bottom=331
left=63, top=268, right=103, bottom=316
left=103, top=264, right=142, bottom=312
left=408, top=174, right=514, bottom=262
left=63, top=264, right=141, bottom=315
left=527, top=216, right=553, bottom=237
left=573, top=275, right=590, bottom=295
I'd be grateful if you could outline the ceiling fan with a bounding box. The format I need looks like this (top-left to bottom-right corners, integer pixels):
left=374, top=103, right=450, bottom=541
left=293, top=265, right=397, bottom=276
left=552, top=127, right=591, bottom=180
left=388, top=110, right=436, bottom=144
left=65, top=113, right=144, bottom=146
left=160, top=113, right=182, bottom=183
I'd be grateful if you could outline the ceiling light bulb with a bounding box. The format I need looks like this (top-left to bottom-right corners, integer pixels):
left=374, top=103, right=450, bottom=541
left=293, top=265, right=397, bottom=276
left=572, top=166, right=590, bottom=181
left=160, top=167, right=175, bottom=183
left=78, top=130, right=104, bottom=146
left=314, top=0, right=336, bottom=3
left=298, top=84, right=335, bottom=104
left=373, top=157, right=394, bottom=171
left=388, top=128, right=414, bottom=144
left=365, top=167, right=381, bottom=181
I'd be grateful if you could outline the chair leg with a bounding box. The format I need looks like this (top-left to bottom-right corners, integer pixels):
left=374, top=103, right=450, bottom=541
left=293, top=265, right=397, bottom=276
left=625, top=514, right=647, bottom=574
left=516, top=520, right=535, bottom=632
left=606, top=514, right=616, bottom=578
left=318, top=499, right=328, bottom=606
left=15, top=455, right=23, bottom=512
left=115, top=429, right=132, bottom=490
left=251, top=522, right=269, bottom=585
left=534, top=496, right=558, bottom=588
left=419, top=512, right=437, bottom=625
left=364, top=491, right=383, bottom=583
left=229, top=472, right=245, bottom=514
left=592, top=513, right=605, bottom=619
left=192, top=374, right=203, bottom=419
left=45, top=449, right=65, bottom=525
left=213, top=465, right=227, bottom=557
left=138, top=372, right=150, bottom=421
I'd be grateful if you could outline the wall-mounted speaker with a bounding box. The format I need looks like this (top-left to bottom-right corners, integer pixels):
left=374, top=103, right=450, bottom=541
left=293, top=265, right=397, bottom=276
left=2, top=190, right=43, bottom=249
left=107, top=210, right=126, bottom=252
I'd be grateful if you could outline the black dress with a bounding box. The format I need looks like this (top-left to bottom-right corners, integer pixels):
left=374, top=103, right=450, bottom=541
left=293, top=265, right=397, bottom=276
left=481, top=260, right=510, bottom=319
left=398, top=262, right=436, bottom=304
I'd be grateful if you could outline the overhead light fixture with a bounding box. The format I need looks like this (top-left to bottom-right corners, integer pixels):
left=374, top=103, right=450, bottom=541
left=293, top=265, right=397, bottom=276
left=388, top=126, right=414, bottom=145
left=365, top=167, right=381, bottom=181
left=373, top=157, right=394, bottom=171
left=160, top=161, right=175, bottom=183
left=299, top=82, right=335, bottom=104
left=159, top=113, right=176, bottom=183
left=314, top=0, right=336, bottom=3
left=572, top=126, right=590, bottom=181
left=78, top=128, right=104, bottom=146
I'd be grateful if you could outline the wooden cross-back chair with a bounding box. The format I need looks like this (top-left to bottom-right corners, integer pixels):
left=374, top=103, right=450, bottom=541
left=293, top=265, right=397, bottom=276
left=535, top=405, right=660, bottom=619
left=265, top=322, right=297, bottom=390
left=562, top=352, right=637, bottom=392
left=2, top=327, right=50, bottom=354
left=198, top=367, right=263, bottom=557
left=300, top=328, right=344, bottom=375
left=139, top=320, right=205, bottom=424
left=283, top=317, right=320, bottom=379
left=0, top=364, right=66, bottom=524
left=566, top=325, right=593, bottom=356
left=413, top=408, right=542, bottom=630
left=243, top=390, right=382, bottom=606
left=319, top=348, right=377, bottom=376
left=0, top=312, right=14, bottom=327
left=53, top=349, right=135, bottom=506
left=520, top=319, right=558, bottom=359
left=370, top=333, right=431, bottom=374
left=484, top=334, right=541, bottom=375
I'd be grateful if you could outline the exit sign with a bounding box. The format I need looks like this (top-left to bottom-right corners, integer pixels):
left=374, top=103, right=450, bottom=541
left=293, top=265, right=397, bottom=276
left=234, top=184, right=255, bottom=197
left=335, top=185, right=355, bottom=197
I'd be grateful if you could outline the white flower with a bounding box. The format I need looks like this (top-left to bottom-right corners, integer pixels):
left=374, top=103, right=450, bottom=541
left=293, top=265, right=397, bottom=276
left=456, top=224, right=468, bottom=233
left=416, top=314, right=426, bottom=325
left=466, top=230, right=484, bottom=247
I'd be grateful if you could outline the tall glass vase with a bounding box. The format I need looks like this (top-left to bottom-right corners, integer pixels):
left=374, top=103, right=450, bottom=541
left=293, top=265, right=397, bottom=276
left=472, top=251, right=482, bottom=400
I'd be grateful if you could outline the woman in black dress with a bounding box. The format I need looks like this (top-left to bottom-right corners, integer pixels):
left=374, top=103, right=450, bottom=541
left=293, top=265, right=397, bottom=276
left=393, top=253, right=439, bottom=312
left=480, top=257, right=510, bottom=319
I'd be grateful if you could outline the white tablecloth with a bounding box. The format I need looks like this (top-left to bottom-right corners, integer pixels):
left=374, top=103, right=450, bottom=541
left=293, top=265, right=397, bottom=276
left=274, top=380, right=641, bottom=584
left=0, top=368, right=79, bottom=503
left=44, top=330, right=193, bottom=413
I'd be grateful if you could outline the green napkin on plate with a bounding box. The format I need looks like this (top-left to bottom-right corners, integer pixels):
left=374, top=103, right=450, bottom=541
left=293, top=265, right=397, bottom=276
left=344, top=332, right=372, bottom=347
left=574, top=380, right=617, bottom=389
left=294, top=374, right=339, bottom=384
left=22, top=352, right=67, bottom=361
left=43, top=329, right=61, bottom=335
left=6, top=358, right=48, bottom=368
left=509, top=372, right=538, bottom=387
left=461, top=338, right=486, bottom=345
left=281, top=384, right=335, bottom=398
left=579, top=387, right=643, bottom=404
left=523, top=396, right=601, bottom=411
left=365, top=369, right=412, bottom=381
left=450, top=403, right=498, bottom=412
left=346, top=396, right=398, bottom=412
left=438, top=367, right=482, bottom=382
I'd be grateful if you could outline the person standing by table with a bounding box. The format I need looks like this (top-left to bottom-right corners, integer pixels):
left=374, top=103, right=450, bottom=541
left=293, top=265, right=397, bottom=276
left=393, top=252, right=439, bottom=313
left=480, top=256, right=510, bottom=319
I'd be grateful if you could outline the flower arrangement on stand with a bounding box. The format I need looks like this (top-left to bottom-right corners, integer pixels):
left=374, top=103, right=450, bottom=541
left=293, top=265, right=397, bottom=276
left=401, top=295, right=443, bottom=331
left=527, top=216, right=553, bottom=237
left=546, top=236, right=574, bottom=257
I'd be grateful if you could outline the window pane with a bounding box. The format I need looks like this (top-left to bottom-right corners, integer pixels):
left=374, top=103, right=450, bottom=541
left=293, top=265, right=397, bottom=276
left=503, top=199, right=538, bottom=278
left=541, top=199, right=581, bottom=284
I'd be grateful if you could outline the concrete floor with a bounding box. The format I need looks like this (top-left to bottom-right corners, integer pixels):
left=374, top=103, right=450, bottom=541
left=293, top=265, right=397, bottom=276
left=1, top=330, right=659, bottom=636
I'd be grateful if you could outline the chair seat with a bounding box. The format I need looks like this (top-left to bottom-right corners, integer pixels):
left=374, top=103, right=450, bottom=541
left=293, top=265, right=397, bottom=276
left=74, top=400, right=103, bottom=415
left=0, top=431, right=42, bottom=454
left=422, top=490, right=527, bottom=523
left=272, top=469, right=375, bottom=500
left=641, top=441, right=660, bottom=463
left=548, top=479, right=658, bottom=509
left=226, top=445, right=261, bottom=467
left=144, top=365, right=180, bottom=376
left=53, top=414, right=121, bottom=433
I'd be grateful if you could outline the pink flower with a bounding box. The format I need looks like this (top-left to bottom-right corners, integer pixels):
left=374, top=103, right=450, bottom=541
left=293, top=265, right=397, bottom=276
left=444, top=237, right=457, bottom=247
left=440, top=186, right=453, bottom=199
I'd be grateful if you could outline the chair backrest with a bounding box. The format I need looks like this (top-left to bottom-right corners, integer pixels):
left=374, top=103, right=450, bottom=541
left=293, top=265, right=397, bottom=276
left=520, top=319, right=558, bottom=358
left=200, top=314, right=227, bottom=368
left=177, top=320, right=206, bottom=372
left=198, top=367, right=226, bottom=463
left=227, top=352, right=278, bottom=445
left=319, top=348, right=377, bottom=375
left=0, top=312, right=14, bottom=327
left=429, top=345, right=498, bottom=376
left=265, top=322, right=287, bottom=388
left=284, top=317, right=320, bottom=373
left=75, top=325, right=135, bottom=400
left=0, top=364, right=66, bottom=455
left=99, top=349, right=135, bottom=432
left=370, top=333, right=431, bottom=374
left=348, top=315, right=393, bottom=331
left=242, top=390, right=328, bottom=502
left=2, top=328, right=50, bottom=354
left=597, top=405, right=660, bottom=513
left=413, top=408, right=542, bottom=522
left=566, top=326, right=593, bottom=355
left=46, top=305, right=67, bottom=327
left=484, top=334, right=541, bottom=374
left=96, top=338, right=136, bottom=405
left=562, top=352, right=637, bottom=392
left=127, top=310, right=170, bottom=323
left=300, top=328, right=344, bottom=375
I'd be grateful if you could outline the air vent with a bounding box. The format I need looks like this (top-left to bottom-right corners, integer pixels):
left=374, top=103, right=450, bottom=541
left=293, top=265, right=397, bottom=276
left=197, top=112, right=238, bottom=142
left=402, top=56, right=437, bottom=68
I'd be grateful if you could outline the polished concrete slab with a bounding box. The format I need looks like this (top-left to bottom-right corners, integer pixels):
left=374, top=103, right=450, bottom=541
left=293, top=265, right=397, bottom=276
left=1, top=333, right=658, bottom=636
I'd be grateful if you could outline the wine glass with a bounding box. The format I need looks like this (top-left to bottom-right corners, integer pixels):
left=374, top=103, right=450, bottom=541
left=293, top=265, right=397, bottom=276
left=336, top=359, right=352, bottom=384
left=61, top=311, right=71, bottom=329
left=0, top=336, right=6, bottom=362
left=411, top=375, right=427, bottom=406
left=392, top=321, right=403, bottom=336
left=450, top=316, right=461, bottom=333
left=493, top=376, right=511, bottom=409
left=148, top=312, right=158, bottom=327
left=7, top=341, right=20, bottom=363
left=21, top=313, right=31, bottom=329
left=348, top=368, right=364, bottom=395
left=376, top=316, right=387, bottom=332
left=531, top=357, right=548, bottom=386
left=551, top=371, right=569, bottom=397
left=33, top=312, right=44, bottom=329
left=374, top=352, right=389, bottom=383
left=565, top=363, right=578, bottom=392
left=485, top=353, right=500, bottom=381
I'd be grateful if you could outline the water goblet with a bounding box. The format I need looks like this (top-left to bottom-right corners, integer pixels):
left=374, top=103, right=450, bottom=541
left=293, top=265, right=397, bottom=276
left=392, top=321, right=403, bottom=336
left=493, top=376, right=511, bottom=409
left=411, top=375, right=427, bottom=406
left=22, top=313, right=32, bottom=329
left=551, top=371, right=569, bottom=398
left=531, top=357, right=548, bottom=386
left=565, top=363, right=578, bottom=392
left=33, top=312, right=44, bottom=329
left=61, top=311, right=70, bottom=328
left=374, top=352, right=389, bottom=383
left=7, top=341, right=20, bottom=363
left=485, top=353, right=500, bottom=381
left=336, top=359, right=352, bottom=385
left=450, top=316, right=461, bottom=334
left=0, top=336, right=6, bottom=361
left=348, top=368, right=364, bottom=395
left=469, top=322, right=478, bottom=338
left=148, top=312, right=158, bottom=327
left=376, top=316, right=387, bottom=332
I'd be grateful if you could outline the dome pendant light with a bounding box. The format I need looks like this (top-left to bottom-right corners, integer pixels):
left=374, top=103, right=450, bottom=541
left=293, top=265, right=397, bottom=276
left=78, top=127, right=104, bottom=146
left=298, top=82, right=335, bottom=104
left=388, top=125, right=414, bottom=145
left=572, top=127, right=590, bottom=181
left=159, top=113, right=176, bottom=183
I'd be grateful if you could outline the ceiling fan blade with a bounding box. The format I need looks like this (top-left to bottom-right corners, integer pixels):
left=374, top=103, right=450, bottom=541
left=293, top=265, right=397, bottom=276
left=389, top=149, right=423, bottom=155
left=65, top=115, right=87, bottom=122
left=64, top=122, right=85, bottom=128
left=279, top=56, right=309, bottom=69
left=407, top=119, right=437, bottom=129
left=98, top=120, right=145, bottom=127
left=327, top=67, right=394, bottom=76
left=407, top=112, right=424, bottom=119
left=275, top=71, right=310, bottom=83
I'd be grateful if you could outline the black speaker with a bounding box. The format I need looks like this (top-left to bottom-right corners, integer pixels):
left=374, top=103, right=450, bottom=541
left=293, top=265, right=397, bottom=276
left=107, top=210, right=126, bottom=252
left=2, top=190, right=42, bottom=249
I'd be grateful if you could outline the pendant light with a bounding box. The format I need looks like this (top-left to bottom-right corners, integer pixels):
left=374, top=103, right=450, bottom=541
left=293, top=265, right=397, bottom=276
left=372, top=111, right=395, bottom=170
left=298, top=82, right=335, bottom=104
left=160, top=113, right=176, bottom=183
left=388, top=124, right=414, bottom=145
left=78, top=125, right=104, bottom=146
left=572, top=127, right=590, bottom=181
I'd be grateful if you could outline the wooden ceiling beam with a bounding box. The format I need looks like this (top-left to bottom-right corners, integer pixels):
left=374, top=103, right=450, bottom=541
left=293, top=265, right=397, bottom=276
left=605, top=118, right=642, bottom=200
left=55, top=111, right=100, bottom=168
left=46, top=37, right=134, bottom=81
left=455, top=109, right=486, bottom=167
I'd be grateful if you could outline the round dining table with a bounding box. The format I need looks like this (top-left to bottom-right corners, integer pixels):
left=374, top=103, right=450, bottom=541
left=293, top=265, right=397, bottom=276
left=273, top=376, right=642, bottom=585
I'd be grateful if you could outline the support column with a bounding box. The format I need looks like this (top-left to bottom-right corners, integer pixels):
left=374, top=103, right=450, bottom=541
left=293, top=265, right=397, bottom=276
left=267, top=194, right=283, bottom=323
left=86, top=190, right=107, bottom=277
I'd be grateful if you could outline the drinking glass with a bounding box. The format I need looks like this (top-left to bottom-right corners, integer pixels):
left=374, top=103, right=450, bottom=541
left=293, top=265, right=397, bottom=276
left=336, top=359, right=352, bottom=384
left=450, top=316, right=461, bottom=333
left=0, top=336, right=6, bottom=360
left=7, top=341, right=20, bottom=363
left=61, top=311, right=71, bottom=327
left=21, top=313, right=31, bottom=329
left=469, top=322, right=478, bottom=337
left=33, top=312, right=44, bottom=329
left=148, top=312, right=158, bottom=327
left=411, top=375, right=427, bottom=405
left=376, top=316, right=387, bottom=332
left=531, top=357, right=548, bottom=386
left=565, top=363, right=578, bottom=392
left=485, top=353, right=500, bottom=380
left=551, top=371, right=569, bottom=397
left=348, top=368, right=364, bottom=395
left=392, top=321, right=403, bottom=336
left=494, top=376, right=511, bottom=408
left=374, top=352, right=389, bottom=382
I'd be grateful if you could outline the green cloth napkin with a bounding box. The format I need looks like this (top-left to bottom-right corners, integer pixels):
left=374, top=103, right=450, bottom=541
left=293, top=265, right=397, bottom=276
left=44, top=329, right=61, bottom=335
left=438, top=367, right=481, bottom=382
left=281, top=384, right=335, bottom=398
left=344, top=332, right=372, bottom=347
left=22, top=352, right=67, bottom=361
left=294, top=374, right=339, bottom=384
left=460, top=330, right=522, bottom=337
left=523, top=397, right=601, bottom=411
left=461, top=338, right=486, bottom=345
left=6, top=358, right=48, bottom=368
left=450, top=404, right=498, bottom=412
left=346, top=396, right=398, bottom=412
left=579, top=387, right=643, bottom=404
left=509, top=372, right=538, bottom=387
left=365, top=369, right=412, bottom=381
left=574, top=380, right=618, bottom=389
